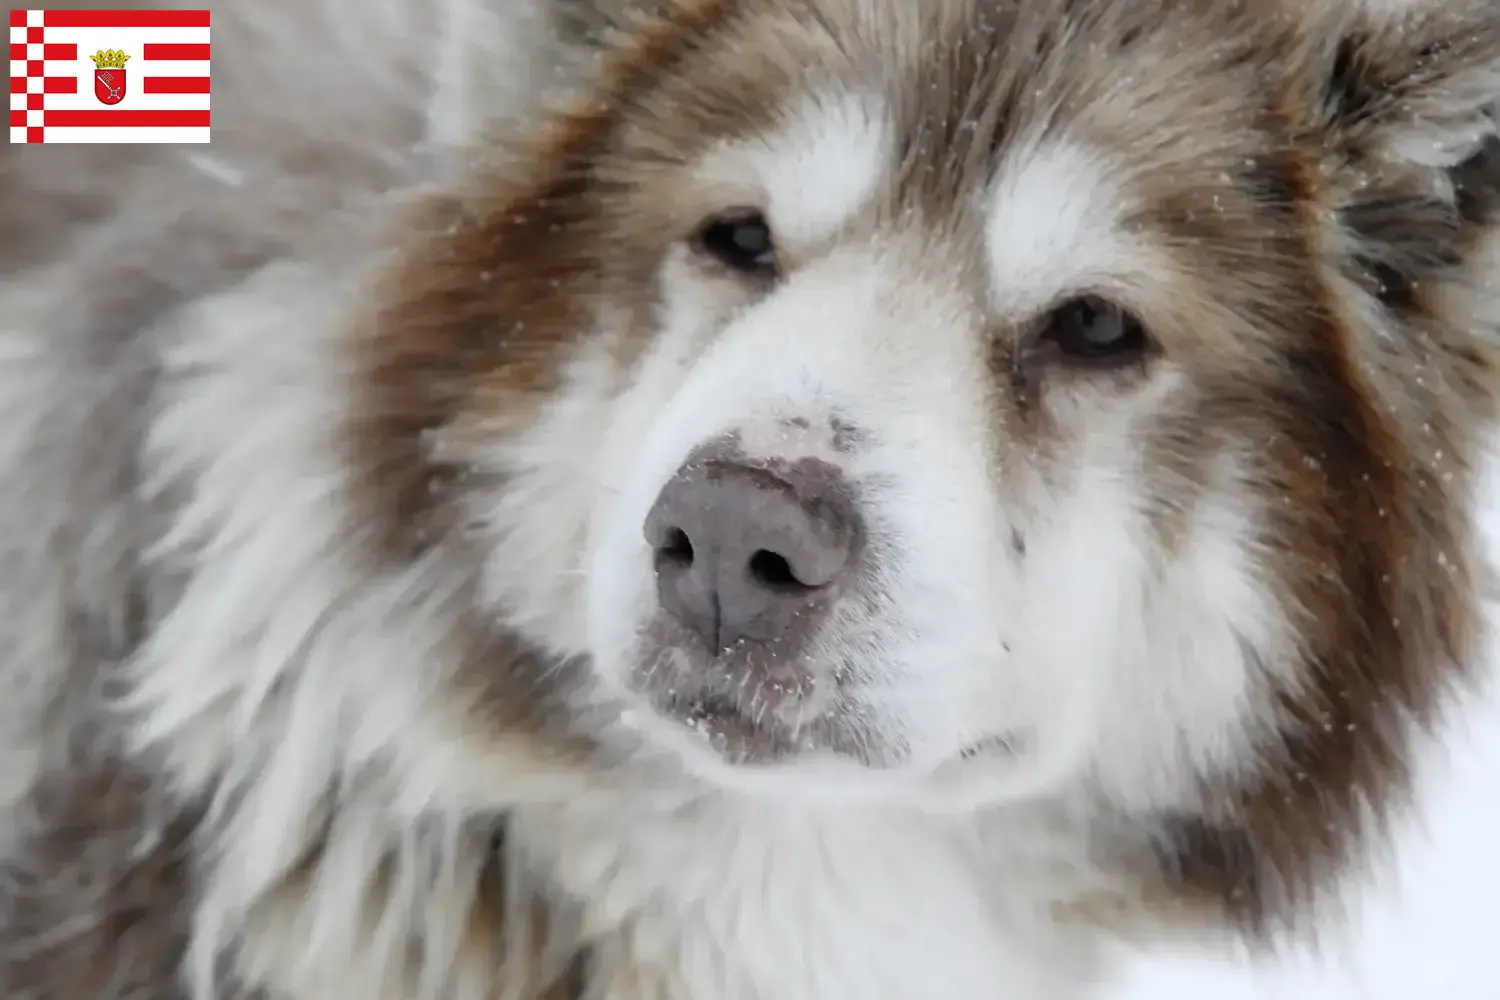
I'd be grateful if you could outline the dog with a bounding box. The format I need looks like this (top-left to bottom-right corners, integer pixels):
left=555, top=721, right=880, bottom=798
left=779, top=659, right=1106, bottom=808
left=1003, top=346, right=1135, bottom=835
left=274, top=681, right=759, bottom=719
left=2, top=0, right=1498, bottom=997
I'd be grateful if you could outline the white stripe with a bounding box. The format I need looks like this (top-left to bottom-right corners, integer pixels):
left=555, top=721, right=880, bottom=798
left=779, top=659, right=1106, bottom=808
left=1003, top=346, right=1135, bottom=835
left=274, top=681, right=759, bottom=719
left=22, top=125, right=210, bottom=143
left=45, top=88, right=211, bottom=112
left=131, top=59, right=211, bottom=78
left=38, top=25, right=211, bottom=49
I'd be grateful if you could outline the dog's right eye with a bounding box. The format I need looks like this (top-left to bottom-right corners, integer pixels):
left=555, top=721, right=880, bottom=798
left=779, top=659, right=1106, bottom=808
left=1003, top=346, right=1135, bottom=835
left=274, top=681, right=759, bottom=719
left=1037, top=296, right=1151, bottom=367
left=693, top=209, right=777, bottom=276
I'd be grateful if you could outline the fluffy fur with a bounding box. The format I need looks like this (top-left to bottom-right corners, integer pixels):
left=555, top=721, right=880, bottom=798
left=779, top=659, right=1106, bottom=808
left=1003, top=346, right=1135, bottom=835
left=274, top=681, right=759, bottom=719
left=2, top=0, right=1499, bottom=998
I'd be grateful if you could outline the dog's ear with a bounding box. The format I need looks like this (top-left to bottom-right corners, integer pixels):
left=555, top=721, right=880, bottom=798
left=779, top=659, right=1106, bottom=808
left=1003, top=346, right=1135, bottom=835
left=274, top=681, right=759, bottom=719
left=1300, top=0, right=1499, bottom=172
left=1286, top=1, right=1500, bottom=318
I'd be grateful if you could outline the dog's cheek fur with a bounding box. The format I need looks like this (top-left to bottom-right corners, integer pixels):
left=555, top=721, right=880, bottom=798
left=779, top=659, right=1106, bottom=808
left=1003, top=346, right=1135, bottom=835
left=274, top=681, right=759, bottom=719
left=1141, top=2, right=1500, bottom=935
left=133, top=253, right=626, bottom=998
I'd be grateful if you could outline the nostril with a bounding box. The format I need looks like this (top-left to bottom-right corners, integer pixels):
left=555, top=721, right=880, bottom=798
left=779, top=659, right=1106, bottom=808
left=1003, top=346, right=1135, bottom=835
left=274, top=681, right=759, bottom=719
left=645, top=450, right=862, bottom=657
left=657, top=527, right=695, bottom=569
left=748, top=550, right=815, bottom=593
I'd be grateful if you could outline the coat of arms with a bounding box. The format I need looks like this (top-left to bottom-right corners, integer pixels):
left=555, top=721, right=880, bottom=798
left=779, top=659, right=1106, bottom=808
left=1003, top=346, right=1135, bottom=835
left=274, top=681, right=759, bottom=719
left=90, top=48, right=130, bottom=106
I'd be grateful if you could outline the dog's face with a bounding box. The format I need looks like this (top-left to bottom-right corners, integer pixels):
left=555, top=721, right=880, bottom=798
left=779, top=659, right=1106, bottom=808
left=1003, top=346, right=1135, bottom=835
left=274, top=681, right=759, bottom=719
left=581, top=34, right=1283, bottom=809
left=359, top=0, right=1500, bottom=828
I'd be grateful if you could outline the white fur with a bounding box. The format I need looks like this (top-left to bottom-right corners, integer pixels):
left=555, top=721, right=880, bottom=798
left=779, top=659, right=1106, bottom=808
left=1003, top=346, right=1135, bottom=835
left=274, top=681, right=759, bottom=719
left=512, top=794, right=1104, bottom=1000
left=125, top=261, right=594, bottom=999
left=695, top=92, right=896, bottom=249
left=984, top=139, right=1138, bottom=315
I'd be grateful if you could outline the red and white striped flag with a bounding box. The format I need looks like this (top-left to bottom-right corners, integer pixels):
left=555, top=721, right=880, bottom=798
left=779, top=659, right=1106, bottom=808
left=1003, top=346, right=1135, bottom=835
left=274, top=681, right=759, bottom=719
left=9, top=8, right=210, bottom=144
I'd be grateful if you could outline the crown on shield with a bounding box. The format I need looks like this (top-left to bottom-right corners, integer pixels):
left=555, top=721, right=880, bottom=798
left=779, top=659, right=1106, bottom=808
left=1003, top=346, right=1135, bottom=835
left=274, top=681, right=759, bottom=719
left=89, top=48, right=130, bottom=69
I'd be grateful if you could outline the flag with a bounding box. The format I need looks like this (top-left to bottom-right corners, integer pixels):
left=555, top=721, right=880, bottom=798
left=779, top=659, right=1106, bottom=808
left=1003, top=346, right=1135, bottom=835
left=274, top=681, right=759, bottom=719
left=9, top=8, right=210, bottom=144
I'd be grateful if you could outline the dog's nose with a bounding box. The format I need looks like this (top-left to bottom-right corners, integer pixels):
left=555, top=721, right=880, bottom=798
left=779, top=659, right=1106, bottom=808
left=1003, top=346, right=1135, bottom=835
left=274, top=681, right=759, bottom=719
left=644, top=457, right=859, bottom=654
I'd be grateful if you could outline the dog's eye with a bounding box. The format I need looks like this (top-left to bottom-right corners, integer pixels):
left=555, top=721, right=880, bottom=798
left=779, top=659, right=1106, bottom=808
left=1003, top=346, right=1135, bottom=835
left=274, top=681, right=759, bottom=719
left=1039, top=296, right=1150, bottom=365
left=693, top=209, right=777, bottom=276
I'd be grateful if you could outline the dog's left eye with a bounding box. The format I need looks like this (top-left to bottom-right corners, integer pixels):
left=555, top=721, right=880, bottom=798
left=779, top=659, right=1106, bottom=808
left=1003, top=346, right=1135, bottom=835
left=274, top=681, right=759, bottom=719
left=1039, top=296, right=1150, bottom=365
left=693, top=209, right=778, bottom=276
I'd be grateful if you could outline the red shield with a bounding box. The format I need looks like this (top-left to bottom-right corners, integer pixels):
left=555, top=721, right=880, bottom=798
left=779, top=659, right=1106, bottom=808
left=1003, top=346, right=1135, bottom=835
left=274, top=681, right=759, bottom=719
left=94, top=68, right=126, bottom=106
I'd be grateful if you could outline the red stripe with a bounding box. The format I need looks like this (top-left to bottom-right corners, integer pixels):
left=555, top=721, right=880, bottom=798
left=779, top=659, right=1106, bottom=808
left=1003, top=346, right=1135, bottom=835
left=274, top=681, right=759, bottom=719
left=44, top=109, right=210, bottom=127
left=143, top=75, right=209, bottom=94
left=43, top=42, right=77, bottom=60
left=142, top=43, right=210, bottom=61
left=42, top=10, right=211, bottom=28
left=44, top=75, right=77, bottom=94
